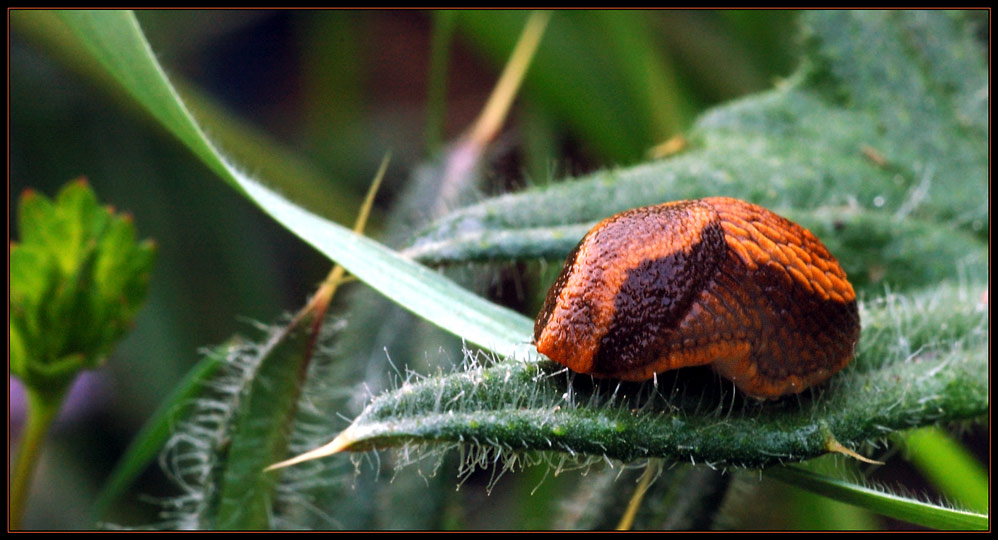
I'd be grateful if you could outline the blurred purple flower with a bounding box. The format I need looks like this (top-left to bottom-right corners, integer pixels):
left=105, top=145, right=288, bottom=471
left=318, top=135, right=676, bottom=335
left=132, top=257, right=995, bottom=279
left=9, top=372, right=108, bottom=437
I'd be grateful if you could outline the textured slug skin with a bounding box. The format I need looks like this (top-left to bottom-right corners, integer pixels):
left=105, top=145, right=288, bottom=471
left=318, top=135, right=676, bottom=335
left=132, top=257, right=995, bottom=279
left=533, top=197, right=860, bottom=399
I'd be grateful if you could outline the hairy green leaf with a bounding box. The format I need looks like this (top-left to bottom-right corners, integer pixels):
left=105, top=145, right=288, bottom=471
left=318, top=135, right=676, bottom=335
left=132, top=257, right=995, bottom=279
left=409, top=11, right=987, bottom=263
left=404, top=207, right=987, bottom=293
left=212, top=325, right=313, bottom=529
left=306, top=283, right=987, bottom=468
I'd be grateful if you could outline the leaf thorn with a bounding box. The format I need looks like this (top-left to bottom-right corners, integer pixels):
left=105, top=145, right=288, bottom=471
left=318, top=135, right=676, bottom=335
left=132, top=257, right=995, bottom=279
left=264, top=427, right=354, bottom=472
left=825, top=435, right=884, bottom=465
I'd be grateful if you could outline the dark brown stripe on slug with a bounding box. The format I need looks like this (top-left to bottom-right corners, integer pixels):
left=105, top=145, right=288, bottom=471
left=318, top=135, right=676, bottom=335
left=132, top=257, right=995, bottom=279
left=534, top=200, right=721, bottom=375
left=590, top=219, right=726, bottom=376
left=706, top=252, right=860, bottom=397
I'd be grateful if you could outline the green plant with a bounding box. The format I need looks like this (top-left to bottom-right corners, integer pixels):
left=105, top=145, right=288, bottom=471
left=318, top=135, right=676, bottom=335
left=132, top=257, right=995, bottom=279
left=11, top=9, right=987, bottom=530
left=10, top=179, right=155, bottom=529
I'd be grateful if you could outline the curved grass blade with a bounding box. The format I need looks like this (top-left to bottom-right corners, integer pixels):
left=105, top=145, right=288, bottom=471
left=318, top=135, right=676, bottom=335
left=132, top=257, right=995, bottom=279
left=13, top=10, right=361, bottom=226
left=767, top=466, right=988, bottom=530
left=455, top=10, right=691, bottom=162
left=901, top=427, right=989, bottom=513
left=57, top=9, right=534, bottom=358
left=93, top=351, right=223, bottom=521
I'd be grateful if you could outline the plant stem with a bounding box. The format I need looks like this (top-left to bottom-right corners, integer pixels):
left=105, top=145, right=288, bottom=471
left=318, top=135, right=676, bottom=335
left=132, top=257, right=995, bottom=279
left=425, top=10, right=456, bottom=152
left=10, top=386, right=66, bottom=530
left=616, top=460, right=660, bottom=530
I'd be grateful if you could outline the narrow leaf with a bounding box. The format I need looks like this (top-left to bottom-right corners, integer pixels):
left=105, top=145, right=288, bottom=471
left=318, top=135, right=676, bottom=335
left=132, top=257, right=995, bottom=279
left=455, top=11, right=692, bottom=162
left=93, top=352, right=223, bottom=520
left=767, top=466, right=988, bottom=531
left=213, top=325, right=312, bottom=529
left=902, top=427, right=989, bottom=513
left=56, top=9, right=533, bottom=358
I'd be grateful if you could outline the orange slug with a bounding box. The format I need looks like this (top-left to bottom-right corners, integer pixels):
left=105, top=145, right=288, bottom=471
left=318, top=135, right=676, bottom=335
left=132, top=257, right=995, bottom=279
left=533, top=197, right=860, bottom=399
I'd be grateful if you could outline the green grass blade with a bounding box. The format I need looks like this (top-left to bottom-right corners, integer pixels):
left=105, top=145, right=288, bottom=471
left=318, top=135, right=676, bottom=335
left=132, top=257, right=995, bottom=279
left=174, top=81, right=358, bottom=225
left=425, top=10, right=457, bottom=152
left=902, top=427, right=989, bottom=513
left=93, top=351, right=223, bottom=521
left=768, top=466, right=988, bottom=530
left=57, top=9, right=533, bottom=358
left=455, top=10, right=689, bottom=162
left=57, top=10, right=232, bottom=185
left=16, top=10, right=369, bottom=227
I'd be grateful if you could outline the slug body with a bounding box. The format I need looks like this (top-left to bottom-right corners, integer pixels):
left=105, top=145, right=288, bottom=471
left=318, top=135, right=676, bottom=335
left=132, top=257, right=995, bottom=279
left=533, top=197, right=860, bottom=399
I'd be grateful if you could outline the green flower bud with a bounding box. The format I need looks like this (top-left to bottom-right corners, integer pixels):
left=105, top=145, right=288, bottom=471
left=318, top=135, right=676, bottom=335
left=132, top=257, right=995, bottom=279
left=9, top=178, right=155, bottom=396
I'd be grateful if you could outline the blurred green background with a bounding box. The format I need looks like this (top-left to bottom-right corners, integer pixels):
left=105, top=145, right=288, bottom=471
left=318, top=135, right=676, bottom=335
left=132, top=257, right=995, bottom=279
left=9, top=10, right=984, bottom=529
